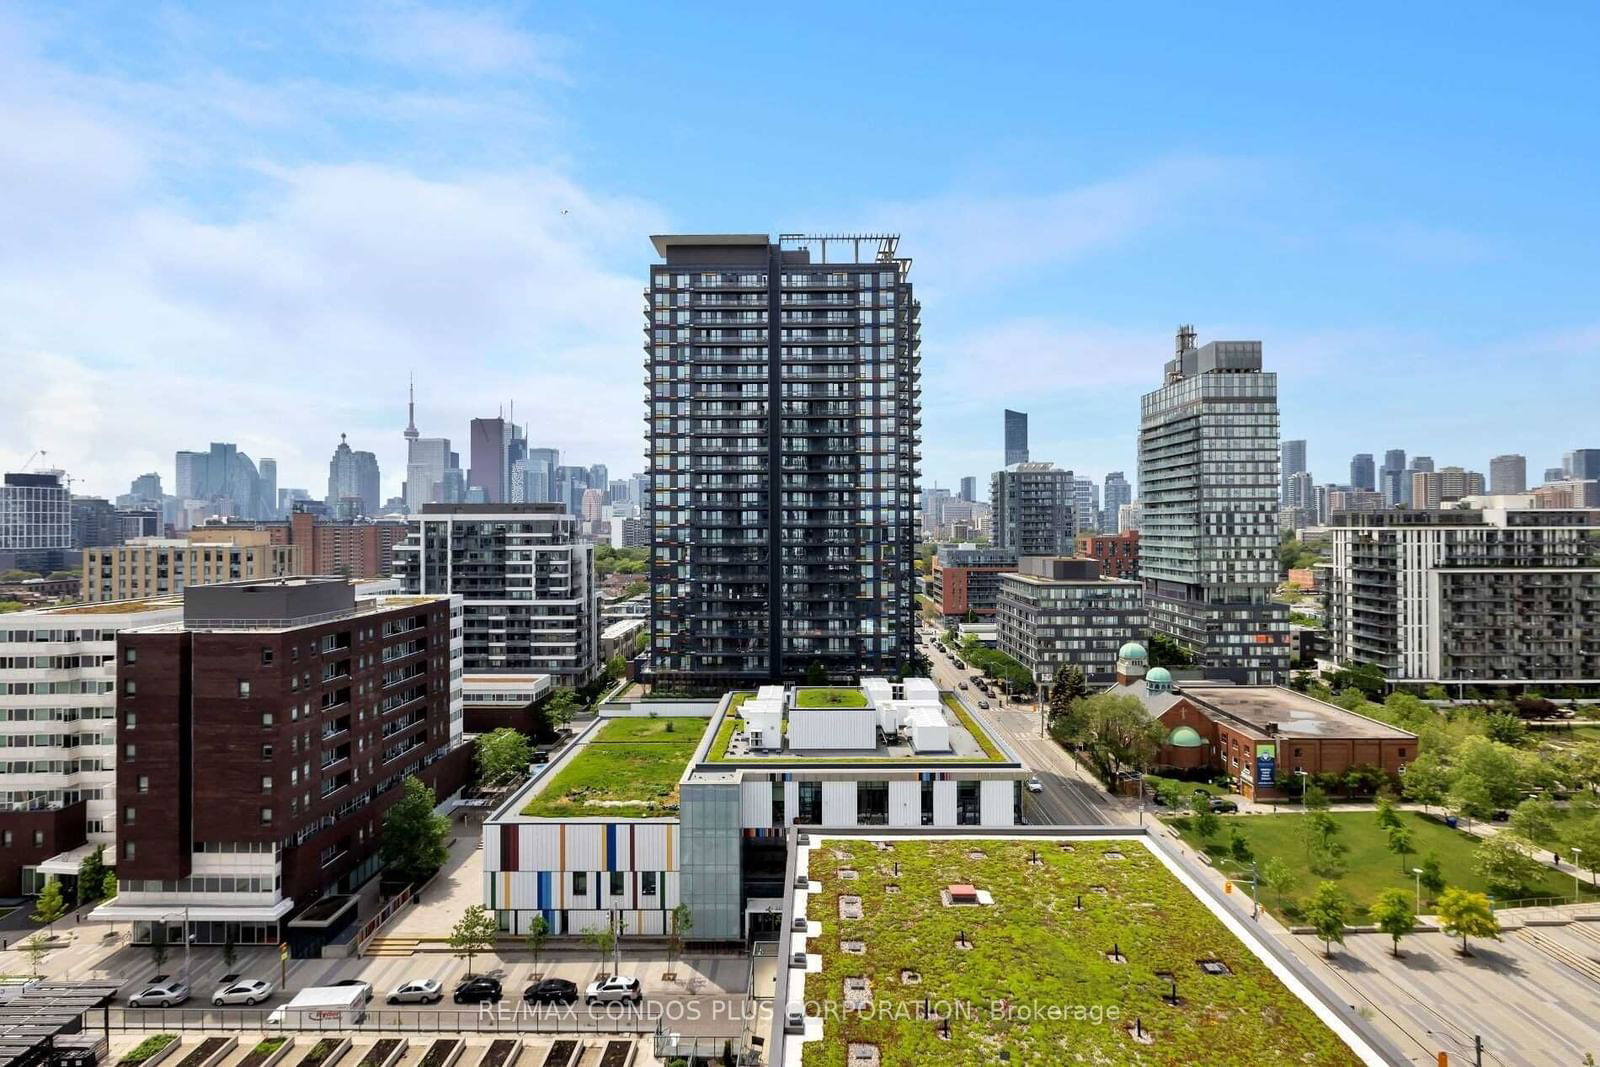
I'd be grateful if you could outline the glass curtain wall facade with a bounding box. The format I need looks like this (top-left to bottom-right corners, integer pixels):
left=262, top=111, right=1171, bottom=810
left=644, top=234, right=921, bottom=684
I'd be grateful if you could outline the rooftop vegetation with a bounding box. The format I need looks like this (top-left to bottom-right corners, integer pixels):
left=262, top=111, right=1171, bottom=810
left=521, top=716, right=705, bottom=819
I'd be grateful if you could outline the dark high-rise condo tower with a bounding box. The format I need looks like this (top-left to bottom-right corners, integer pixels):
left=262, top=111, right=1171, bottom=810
left=1004, top=409, right=1029, bottom=466
left=1383, top=449, right=1406, bottom=474
left=1280, top=440, right=1306, bottom=502
left=1489, top=454, right=1527, bottom=495
left=991, top=463, right=1075, bottom=555
left=959, top=476, right=977, bottom=504
left=1139, top=325, right=1287, bottom=683
left=468, top=417, right=508, bottom=503
left=644, top=233, right=920, bottom=683
left=1568, top=449, right=1600, bottom=482
left=1412, top=456, right=1435, bottom=474
left=1349, top=453, right=1376, bottom=492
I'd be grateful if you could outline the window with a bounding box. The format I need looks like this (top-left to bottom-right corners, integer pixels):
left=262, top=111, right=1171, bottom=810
left=33, top=830, right=44, bottom=846
left=261, top=712, right=273, bottom=726
left=124, top=648, right=137, bottom=664
left=261, top=744, right=273, bottom=759
left=261, top=648, right=274, bottom=665
left=124, top=841, right=136, bottom=860
left=572, top=871, right=588, bottom=895
left=609, top=871, right=625, bottom=897
left=1, top=831, right=9, bottom=846
left=1398, top=747, right=1408, bottom=758
left=771, top=780, right=785, bottom=826
left=921, top=780, right=935, bottom=826
left=856, top=781, right=889, bottom=825
left=124, top=680, right=136, bottom=695
left=124, top=806, right=135, bottom=825
left=137, top=775, right=149, bottom=794
left=796, top=781, right=822, bottom=825
left=124, top=712, right=136, bottom=729
left=261, top=776, right=273, bottom=794
left=260, top=807, right=273, bottom=824
left=238, top=680, right=251, bottom=698
left=124, top=743, right=136, bottom=760
left=1293, top=747, right=1302, bottom=758
left=641, top=871, right=658, bottom=897
left=956, top=781, right=981, bottom=826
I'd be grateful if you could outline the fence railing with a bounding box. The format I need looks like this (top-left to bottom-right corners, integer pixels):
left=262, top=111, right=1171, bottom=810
left=105, top=1006, right=667, bottom=1035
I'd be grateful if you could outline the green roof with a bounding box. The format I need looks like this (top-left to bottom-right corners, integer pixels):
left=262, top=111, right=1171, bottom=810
left=521, top=716, right=706, bottom=819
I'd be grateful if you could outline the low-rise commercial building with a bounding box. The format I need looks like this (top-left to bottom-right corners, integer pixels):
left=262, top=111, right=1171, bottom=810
left=996, top=556, right=1146, bottom=683
left=483, top=680, right=1026, bottom=941
left=927, top=545, right=1017, bottom=618
left=1327, top=507, right=1600, bottom=690
left=80, top=535, right=301, bottom=602
left=1106, top=645, right=1416, bottom=800
left=93, top=577, right=468, bottom=949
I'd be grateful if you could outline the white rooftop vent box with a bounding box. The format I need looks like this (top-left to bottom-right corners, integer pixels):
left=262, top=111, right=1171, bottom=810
left=791, top=952, right=807, bottom=967
left=791, top=916, right=807, bottom=932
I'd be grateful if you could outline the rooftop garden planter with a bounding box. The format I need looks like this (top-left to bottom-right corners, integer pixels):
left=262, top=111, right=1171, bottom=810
left=117, top=1035, right=179, bottom=1067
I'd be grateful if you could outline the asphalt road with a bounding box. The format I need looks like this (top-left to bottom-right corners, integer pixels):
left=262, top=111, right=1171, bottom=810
left=917, top=628, right=1121, bottom=827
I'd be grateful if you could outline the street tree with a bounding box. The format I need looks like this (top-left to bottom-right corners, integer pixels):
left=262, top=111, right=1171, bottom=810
left=1387, top=824, right=1415, bottom=874
left=1447, top=774, right=1494, bottom=828
left=524, top=915, right=550, bottom=978
left=1563, top=819, right=1600, bottom=887
left=31, top=880, right=67, bottom=934
left=1375, top=794, right=1403, bottom=832
left=584, top=920, right=619, bottom=977
left=77, top=845, right=107, bottom=907
left=1189, top=793, right=1220, bottom=840
left=1229, top=827, right=1253, bottom=864
left=1453, top=737, right=1526, bottom=809
left=1417, top=853, right=1446, bottom=902
left=379, top=776, right=450, bottom=885
left=1260, top=857, right=1300, bottom=910
left=1303, top=881, right=1351, bottom=958
left=1369, top=888, right=1417, bottom=958
left=1472, top=835, right=1540, bottom=898
left=1080, top=694, right=1166, bottom=780
left=544, top=689, right=580, bottom=729
left=1435, top=888, right=1499, bottom=956
left=22, top=933, right=50, bottom=976
left=1400, top=755, right=1451, bottom=811
left=666, top=903, right=693, bottom=980
left=476, top=727, right=533, bottom=787
left=448, top=904, right=499, bottom=975
left=1301, top=783, right=1331, bottom=811
left=1509, top=797, right=1560, bottom=848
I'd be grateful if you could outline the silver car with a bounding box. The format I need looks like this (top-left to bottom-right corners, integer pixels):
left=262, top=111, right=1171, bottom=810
left=386, top=978, right=443, bottom=1004
left=129, top=980, right=191, bottom=1008
left=213, top=978, right=274, bottom=1006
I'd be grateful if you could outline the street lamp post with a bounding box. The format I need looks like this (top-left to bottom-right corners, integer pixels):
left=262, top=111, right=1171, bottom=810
left=1572, top=848, right=1584, bottom=900
left=1036, top=669, right=1053, bottom=739
left=1295, top=769, right=1309, bottom=808
left=1412, top=867, right=1424, bottom=912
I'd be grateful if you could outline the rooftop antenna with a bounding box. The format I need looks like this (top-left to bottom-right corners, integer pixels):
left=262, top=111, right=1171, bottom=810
left=1175, top=324, right=1197, bottom=355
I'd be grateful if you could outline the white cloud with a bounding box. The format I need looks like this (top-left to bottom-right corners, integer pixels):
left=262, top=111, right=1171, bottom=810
left=351, top=1, right=564, bottom=78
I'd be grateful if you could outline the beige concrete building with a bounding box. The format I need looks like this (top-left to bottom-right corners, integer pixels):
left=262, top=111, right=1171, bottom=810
left=80, top=536, right=301, bottom=602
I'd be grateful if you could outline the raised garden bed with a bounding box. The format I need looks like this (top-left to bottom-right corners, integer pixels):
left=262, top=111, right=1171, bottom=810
left=237, top=1037, right=295, bottom=1067
left=294, top=1038, right=351, bottom=1067
left=117, top=1035, right=179, bottom=1067
left=354, top=1041, right=406, bottom=1067
left=540, top=1041, right=577, bottom=1067
left=597, top=1041, right=633, bottom=1067
left=173, top=1037, right=237, bottom=1067
left=475, top=1041, right=520, bottom=1067
left=418, top=1040, right=463, bottom=1067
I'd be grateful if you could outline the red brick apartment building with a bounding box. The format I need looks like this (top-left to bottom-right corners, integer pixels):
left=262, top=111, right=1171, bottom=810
left=1075, top=530, right=1140, bottom=581
left=97, top=577, right=468, bottom=949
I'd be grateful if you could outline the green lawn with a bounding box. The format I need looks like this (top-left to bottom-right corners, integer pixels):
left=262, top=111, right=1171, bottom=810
left=520, top=717, right=704, bottom=819
left=794, top=687, right=868, bottom=709
left=1168, top=811, right=1598, bottom=919
left=802, top=837, right=1361, bottom=1067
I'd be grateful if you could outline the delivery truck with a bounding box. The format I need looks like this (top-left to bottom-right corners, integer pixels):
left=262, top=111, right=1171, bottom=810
left=266, top=984, right=368, bottom=1029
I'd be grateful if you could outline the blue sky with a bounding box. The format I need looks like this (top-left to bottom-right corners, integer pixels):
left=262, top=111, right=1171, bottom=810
left=3, top=2, right=1597, bottom=498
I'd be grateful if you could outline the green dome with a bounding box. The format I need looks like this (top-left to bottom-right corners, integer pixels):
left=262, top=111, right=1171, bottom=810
left=1167, top=725, right=1204, bottom=748
left=1145, top=666, right=1173, bottom=685
left=1118, top=642, right=1148, bottom=661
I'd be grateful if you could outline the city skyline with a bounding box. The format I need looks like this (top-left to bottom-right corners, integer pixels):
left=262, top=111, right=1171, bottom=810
left=2, top=4, right=1596, bottom=499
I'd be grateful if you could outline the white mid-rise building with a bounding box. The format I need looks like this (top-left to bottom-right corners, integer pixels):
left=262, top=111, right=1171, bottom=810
left=0, top=597, right=184, bottom=896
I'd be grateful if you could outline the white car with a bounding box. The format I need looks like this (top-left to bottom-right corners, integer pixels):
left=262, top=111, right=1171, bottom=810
left=128, top=980, right=190, bottom=1008
left=213, top=978, right=274, bottom=1006
left=585, top=976, right=642, bottom=1005
left=1025, top=776, right=1044, bottom=793
left=386, top=978, right=443, bottom=1005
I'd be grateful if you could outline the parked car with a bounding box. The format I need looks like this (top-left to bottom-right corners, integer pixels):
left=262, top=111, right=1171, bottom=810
left=453, top=976, right=503, bottom=1004
left=977, top=699, right=990, bottom=709
left=330, top=978, right=373, bottom=1003
left=128, top=980, right=190, bottom=1008
left=1208, top=799, right=1239, bottom=814
left=212, top=978, right=274, bottom=1006
left=585, top=976, right=642, bottom=1005
left=523, top=978, right=579, bottom=1006
left=958, top=682, right=969, bottom=691
left=1025, top=776, right=1043, bottom=793
left=386, top=978, right=443, bottom=1005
